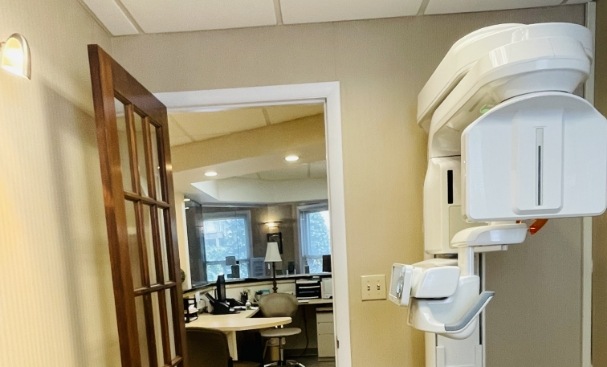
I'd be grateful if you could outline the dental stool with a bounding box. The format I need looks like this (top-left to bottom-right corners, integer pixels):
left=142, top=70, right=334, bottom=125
left=258, top=293, right=305, bottom=367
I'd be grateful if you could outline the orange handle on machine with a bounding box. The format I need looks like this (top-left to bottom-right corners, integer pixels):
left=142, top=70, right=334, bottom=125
left=529, top=219, right=549, bottom=235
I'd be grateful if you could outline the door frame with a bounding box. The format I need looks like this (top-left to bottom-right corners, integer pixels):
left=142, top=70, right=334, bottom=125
left=156, top=81, right=351, bottom=366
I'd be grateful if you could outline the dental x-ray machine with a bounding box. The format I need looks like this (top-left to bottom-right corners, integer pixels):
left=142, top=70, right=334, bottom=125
left=389, top=23, right=607, bottom=367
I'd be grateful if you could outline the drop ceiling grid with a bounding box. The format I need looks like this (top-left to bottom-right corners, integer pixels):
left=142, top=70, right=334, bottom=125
left=80, top=0, right=139, bottom=35
left=119, top=0, right=277, bottom=33
left=82, top=0, right=592, bottom=36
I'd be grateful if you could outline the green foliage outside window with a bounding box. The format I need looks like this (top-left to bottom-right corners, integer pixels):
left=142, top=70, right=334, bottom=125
left=203, top=214, right=251, bottom=281
left=301, top=206, right=330, bottom=273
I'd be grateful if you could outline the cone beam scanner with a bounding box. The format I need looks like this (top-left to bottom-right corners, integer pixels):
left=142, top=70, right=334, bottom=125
left=390, top=23, right=607, bottom=348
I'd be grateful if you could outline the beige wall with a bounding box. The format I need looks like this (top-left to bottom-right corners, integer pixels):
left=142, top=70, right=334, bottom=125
left=0, top=1, right=592, bottom=367
left=485, top=218, right=584, bottom=366
left=593, top=1, right=607, bottom=366
left=0, top=0, right=115, bottom=366
left=111, top=5, right=587, bottom=367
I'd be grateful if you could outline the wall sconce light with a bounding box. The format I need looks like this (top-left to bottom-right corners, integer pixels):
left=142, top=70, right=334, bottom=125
left=264, top=221, right=280, bottom=230
left=1, top=34, right=31, bottom=79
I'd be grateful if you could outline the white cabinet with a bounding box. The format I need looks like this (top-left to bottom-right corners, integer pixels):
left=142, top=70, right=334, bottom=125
left=316, top=307, right=335, bottom=359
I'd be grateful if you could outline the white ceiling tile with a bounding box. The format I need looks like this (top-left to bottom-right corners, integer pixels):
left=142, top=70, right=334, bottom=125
left=120, top=0, right=277, bottom=34
left=264, top=104, right=324, bottom=124
left=424, top=0, right=562, bottom=15
left=171, top=108, right=267, bottom=141
left=80, top=0, right=139, bottom=36
left=168, top=116, right=191, bottom=146
left=280, top=0, right=423, bottom=24
left=258, top=165, right=310, bottom=181
left=83, top=0, right=584, bottom=37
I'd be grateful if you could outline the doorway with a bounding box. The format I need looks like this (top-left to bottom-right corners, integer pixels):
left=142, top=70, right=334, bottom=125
left=155, top=82, right=351, bottom=366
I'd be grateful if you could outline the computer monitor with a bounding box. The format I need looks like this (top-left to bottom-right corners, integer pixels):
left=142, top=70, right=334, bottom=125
left=322, top=254, right=332, bottom=273
left=215, top=274, right=226, bottom=302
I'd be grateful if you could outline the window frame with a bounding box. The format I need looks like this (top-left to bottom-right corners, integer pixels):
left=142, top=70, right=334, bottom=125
left=298, top=202, right=331, bottom=274
left=201, top=210, right=253, bottom=282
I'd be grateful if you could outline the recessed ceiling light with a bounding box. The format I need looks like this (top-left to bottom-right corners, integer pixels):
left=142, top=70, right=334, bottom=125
left=204, top=171, right=218, bottom=177
left=184, top=198, right=191, bottom=202
left=284, top=154, right=299, bottom=162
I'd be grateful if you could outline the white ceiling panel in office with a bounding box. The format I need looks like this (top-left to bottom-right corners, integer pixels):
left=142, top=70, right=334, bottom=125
left=264, top=104, right=324, bottom=125
left=170, top=108, right=267, bottom=142
left=80, top=0, right=139, bottom=35
left=238, top=161, right=327, bottom=182
left=167, top=104, right=324, bottom=147
left=119, top=0, right=277, bottom=34
left=79, top=0, right=591, bottom=36
left=279, top=0, right=423, bottom=25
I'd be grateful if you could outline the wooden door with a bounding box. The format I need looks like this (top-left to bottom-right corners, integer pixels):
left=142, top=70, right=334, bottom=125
left=88, top=45, right=188, bottom=367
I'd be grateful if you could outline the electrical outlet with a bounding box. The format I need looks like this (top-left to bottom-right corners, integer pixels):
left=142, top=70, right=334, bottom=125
left=361, top=274, right=387, bottom=301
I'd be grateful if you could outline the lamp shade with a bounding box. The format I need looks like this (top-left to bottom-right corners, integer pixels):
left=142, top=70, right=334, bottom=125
left=264, top=242, right=282, bottom=262
left=1, top=33, right=31, bottom=79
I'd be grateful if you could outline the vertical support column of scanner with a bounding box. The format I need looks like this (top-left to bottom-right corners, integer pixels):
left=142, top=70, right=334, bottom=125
left=424, top=157, right=463, bottom=255
left=458, top=246, right=475, bottom=277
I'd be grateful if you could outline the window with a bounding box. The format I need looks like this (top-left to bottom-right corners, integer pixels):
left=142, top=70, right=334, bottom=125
left=202, top=211, right=252, bottom=282
left=186, top=202, right=331, bottom=287
left=299, top=203, right=331, bottom=273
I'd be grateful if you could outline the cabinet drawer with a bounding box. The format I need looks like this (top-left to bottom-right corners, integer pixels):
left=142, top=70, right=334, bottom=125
left=316, top=311, right=333, bottom=323
left=317, top=322, right=334, bottom=334
left=318, top=334, right=336, bottom=357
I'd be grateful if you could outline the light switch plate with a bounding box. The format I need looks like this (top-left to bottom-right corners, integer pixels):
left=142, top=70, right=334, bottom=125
left=361, top=274, right=387, bottom=301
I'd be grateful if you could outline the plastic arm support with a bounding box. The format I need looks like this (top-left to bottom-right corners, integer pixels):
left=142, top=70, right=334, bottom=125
left=444, top=291, right=494, bottom=332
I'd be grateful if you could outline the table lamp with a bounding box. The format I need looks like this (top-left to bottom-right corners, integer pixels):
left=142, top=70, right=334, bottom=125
left=265, top=242, right=282, bottom=293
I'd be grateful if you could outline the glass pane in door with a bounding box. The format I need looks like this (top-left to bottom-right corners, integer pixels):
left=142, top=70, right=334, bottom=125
left=158, top=207, right=170, bottom=282
left=135, top=295, right=151, bottom=367
left=149, top=122, right=163, bottom=202
left=125, top=200, right=143, bottom=289
left=165, top=289, right=176, bottom=361
left=135, top=113, right=150, bottom=197
left=143, top=204, right=158, bottom=285
left=115, top=98, right=133, bottom=193
left=151, top=292, right=164, bottom=365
